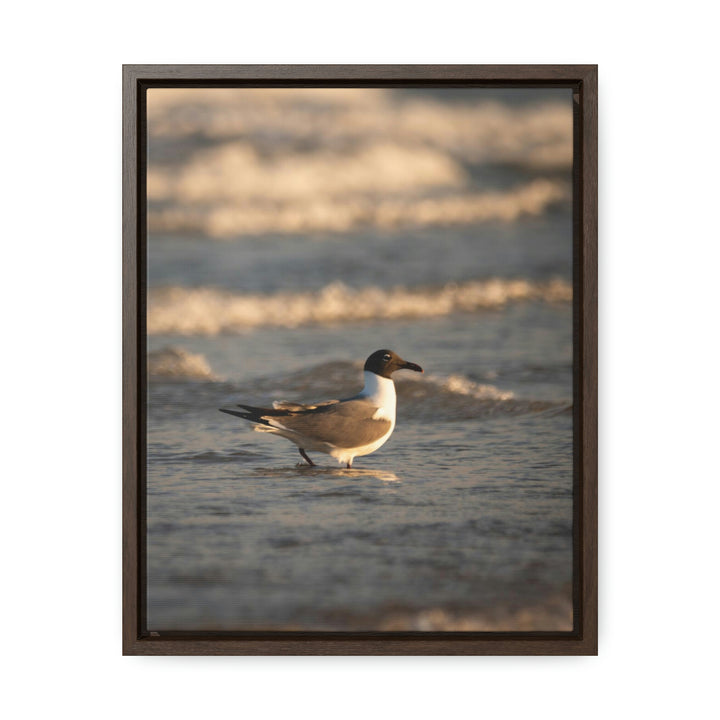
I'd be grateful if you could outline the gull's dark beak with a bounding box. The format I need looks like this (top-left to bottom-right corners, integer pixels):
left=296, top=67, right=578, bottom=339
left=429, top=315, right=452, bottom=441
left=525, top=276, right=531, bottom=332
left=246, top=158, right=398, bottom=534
left=402, top=361, right=423, bottom=373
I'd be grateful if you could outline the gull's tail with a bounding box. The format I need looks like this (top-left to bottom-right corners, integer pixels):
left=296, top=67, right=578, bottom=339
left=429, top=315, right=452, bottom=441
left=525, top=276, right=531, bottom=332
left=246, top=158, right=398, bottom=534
left=219, top=403, right=301, bottom=427
left=219, top=399, right=341, bottom=425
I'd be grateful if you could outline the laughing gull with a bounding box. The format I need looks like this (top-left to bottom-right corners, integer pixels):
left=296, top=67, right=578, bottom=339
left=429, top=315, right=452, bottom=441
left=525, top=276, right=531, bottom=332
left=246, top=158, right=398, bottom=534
left=219, top=349, right=423, bottom=468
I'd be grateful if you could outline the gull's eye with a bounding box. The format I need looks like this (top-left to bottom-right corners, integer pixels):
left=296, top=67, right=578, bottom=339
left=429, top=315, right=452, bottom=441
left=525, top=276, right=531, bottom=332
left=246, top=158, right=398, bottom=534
left=383, top=354, right=391, bottom=362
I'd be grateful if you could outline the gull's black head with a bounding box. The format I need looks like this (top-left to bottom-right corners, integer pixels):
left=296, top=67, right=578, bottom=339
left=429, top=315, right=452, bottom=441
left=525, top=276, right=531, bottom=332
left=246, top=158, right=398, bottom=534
left=364, top=349, right=423, bottom=379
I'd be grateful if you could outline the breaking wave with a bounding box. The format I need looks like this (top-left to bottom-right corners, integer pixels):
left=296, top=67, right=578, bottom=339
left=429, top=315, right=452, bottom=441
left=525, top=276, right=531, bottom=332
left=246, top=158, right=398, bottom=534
left=147, top=346, right=216, bottom=380
left=148, top=178, right=568, bottom=238
left=147, top=277, right=571, bottom=335
left=397, top=371, right=563, bottom=420
left=375, top=595, right=573, bottom=631
left=147, top=87, right=572, bottom=168
left=146, top=88, right=572, bottom=238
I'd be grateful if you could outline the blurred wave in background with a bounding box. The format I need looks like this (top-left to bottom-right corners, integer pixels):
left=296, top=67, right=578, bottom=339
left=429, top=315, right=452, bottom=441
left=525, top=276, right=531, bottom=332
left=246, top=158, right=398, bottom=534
left=147, top=88, right=571, bottom=238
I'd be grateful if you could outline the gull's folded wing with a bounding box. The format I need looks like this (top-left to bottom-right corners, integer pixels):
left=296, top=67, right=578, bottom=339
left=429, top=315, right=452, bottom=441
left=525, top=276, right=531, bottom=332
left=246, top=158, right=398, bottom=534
left=266, top=399, right=391, bottom=448
left=220, top=399, right=391, bottom=449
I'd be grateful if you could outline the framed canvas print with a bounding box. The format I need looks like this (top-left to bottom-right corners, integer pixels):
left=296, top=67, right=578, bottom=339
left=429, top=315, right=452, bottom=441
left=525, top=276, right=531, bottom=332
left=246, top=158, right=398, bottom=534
left=123, top=65, right=597, bottom=655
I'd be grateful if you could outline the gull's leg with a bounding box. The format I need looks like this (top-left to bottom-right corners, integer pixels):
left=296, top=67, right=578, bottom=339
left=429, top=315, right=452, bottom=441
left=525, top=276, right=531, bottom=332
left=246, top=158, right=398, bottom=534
left=299, top=448, right=315, bottom=466
left=346, top=461, right=352, bottom=469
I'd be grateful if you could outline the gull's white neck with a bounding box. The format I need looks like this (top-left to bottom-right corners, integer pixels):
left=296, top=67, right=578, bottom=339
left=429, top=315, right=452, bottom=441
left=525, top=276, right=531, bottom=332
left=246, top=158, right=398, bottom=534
left=359, top=370, right=396, bottom=421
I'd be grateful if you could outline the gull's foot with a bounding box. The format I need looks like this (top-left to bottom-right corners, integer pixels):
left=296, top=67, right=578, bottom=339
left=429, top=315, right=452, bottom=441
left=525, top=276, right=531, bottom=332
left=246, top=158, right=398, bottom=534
left=299, top=448, right=315, bottom=466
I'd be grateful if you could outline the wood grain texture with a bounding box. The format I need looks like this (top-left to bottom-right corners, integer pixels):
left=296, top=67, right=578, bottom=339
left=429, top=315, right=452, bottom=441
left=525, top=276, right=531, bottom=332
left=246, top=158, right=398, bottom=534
left=123, top=64, right=596, bottom=83
left=122, top=65, right=139, bottom=654
left=123, top=636, right=593, bottom=656
left=122, top=64, right=598, bottom=656
left=580, top=66, right=598, bottom=654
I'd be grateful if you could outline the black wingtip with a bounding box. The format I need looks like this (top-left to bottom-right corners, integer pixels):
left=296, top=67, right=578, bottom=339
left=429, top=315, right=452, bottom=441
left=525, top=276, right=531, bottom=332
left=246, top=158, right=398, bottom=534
left=219, top=408, right=249, bottom=419
left=219, top=406, right=274, bottom=426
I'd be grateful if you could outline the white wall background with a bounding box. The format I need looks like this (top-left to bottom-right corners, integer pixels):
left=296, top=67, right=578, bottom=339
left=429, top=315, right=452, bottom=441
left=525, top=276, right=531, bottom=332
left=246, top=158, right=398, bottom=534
left=2, top=2, right=717, bottom=717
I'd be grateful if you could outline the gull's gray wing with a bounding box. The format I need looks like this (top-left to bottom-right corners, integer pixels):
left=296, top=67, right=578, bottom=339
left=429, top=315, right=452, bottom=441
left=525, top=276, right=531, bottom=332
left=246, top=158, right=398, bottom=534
left=267, top=398, right=391, bottom=448
left=272, top=399, right=340, bottom=411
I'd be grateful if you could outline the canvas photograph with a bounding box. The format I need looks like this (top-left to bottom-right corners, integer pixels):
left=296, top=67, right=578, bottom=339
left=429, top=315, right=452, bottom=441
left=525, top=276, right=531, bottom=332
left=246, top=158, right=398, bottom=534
left=141, top=82, right=578, bottom=634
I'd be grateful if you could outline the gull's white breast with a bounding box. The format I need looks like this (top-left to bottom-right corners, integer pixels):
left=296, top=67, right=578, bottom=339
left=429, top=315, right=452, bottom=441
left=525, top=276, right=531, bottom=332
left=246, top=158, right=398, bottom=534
left=325, top=372, right=398, bottom=465
left=358, top=371, right=397, bottom=424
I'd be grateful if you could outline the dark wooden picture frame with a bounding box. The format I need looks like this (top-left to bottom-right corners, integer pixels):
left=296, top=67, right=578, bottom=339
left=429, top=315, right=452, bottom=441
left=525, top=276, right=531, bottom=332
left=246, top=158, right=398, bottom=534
left=123, top=64, right=597, bottom=655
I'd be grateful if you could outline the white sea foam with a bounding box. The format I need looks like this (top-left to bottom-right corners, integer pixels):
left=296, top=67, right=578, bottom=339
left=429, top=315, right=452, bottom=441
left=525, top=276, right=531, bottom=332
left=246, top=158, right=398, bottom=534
left=148, top=140, right=467, bottom=204
left=426, top=373, right=515, bottom=401
left=147, top=88, right=572, bottom=168
left=377, top=598, right=573, bottom=631
left=146, top=88, right=572, bottom=238
left=148, top=178, right=568, bottom=237
left=147, top=346, right=216, bottom=380
left=147, top=277, right=572, bottom=336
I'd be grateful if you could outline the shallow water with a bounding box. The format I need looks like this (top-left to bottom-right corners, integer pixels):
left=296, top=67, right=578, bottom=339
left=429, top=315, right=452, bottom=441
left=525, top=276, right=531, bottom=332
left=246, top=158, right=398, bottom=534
left=147, top=304, right=573, bottom=631
left=144, top=87, right=575, bottom=631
